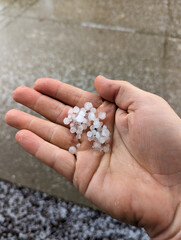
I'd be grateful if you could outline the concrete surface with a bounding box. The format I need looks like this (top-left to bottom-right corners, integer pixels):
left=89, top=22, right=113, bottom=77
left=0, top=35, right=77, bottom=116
left=0, top=0, right=181, bottom=209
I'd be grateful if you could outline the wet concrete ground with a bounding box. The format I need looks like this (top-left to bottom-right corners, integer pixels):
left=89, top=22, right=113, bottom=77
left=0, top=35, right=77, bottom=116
left=0, top=0, right=181, bottom=211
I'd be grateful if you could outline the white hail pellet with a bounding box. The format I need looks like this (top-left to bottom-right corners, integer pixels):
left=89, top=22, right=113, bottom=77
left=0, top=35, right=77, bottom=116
left=73, top=106, right=80, bottom=113
left=98, top=112, right=106, bottom=120
left=64, top=102, right=110, bottom=153
left=80, top=107, right=86, bottom=112
left=69, top=146, right=76, bottom=154
left=84, top=102, right=93, bottom=110
left=76, top=115, right=84, bottom=123
left=93, top=119, right=101, bottom=128
left=93, top=141, right=101, bottom=149
left=63, top=118, right=70, bottom=125
left=90, top=107, right=96, bottom=113
left=87, top=131, right=92, bottom=138
left=76, top=143, right=81, bottom=148
left=88, top=112, right=96, bottom=121
left=99, top=137, right=106, bottom=144
left=96, top=132, right=100, bottom=139
left=102, top=128, right=110, bottom=137
left=103, top=145, right=110, bottom=153
left=79, top=110, right=86, bottom=116
left=70, top=127, right=76, bottom=133
left=68, top=108, right=73, bottom=114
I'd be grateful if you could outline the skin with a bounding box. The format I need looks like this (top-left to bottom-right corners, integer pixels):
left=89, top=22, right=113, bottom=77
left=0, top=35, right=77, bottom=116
left=5, top=75, right=181, bottom=239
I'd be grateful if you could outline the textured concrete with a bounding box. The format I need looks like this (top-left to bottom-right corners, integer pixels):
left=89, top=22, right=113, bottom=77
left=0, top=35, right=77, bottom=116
left=0, top=0, right=181, bottom=211
left=22, top=0, right=169, bottom=35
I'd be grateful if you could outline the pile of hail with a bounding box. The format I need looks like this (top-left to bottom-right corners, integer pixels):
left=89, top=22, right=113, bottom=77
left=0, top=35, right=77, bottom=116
left=63, top=102, right=110, bottom=154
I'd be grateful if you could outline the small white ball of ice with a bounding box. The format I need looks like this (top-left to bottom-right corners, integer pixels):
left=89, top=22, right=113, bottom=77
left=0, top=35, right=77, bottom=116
left=84, top=102, right=93, bottom=110
left=103, top=144, right=110, bottom=153
left=87, top=131, right=93, bottom=138
left=80, top=107, right=86, bottom=112
left=69, top=146, right=76, bottom=154
left=78, top=125, right=83, bottom=131
left=79, top=110, right=86, bottom=116
left=76, top=143, right=81, bottom=148
left=70, top=127, right=76, bottom=133
left=93, top=119, right=101, bottom=128
left=90, top=125, right=95, bottom=131
left=99, top=137, right=106, bottom=144
left=68, top=114, right=72, bottom=119
left=93, top=141, right=101, bottom=149
left=76, top=115, right=84, bottom=123
left=63, top=118, right=70, bottom=125
left=82, top=124, right=87, bottom=130
left=91, top=130, right=97, bottom=136
left=73, top=106, right=80, bottom=113
left=96, top=132, right=100, bottom=139
left=102, top=128, right=110, bottom=137
left=98, top=112, right=106, bottom=120
left=88, top=112, right=96, bottom=121
left=83, top=118, right=87, bottom=124
left=68, top=108, right=73, bottom=114
left=90, top=107, right=96, bottom=113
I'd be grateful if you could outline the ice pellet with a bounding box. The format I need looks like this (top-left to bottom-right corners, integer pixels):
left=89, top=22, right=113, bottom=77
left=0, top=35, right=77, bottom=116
left=76, top=115, right=84, bottom=123
left=80, top=107, right=86, bottom=112
left=68, top=108, right=73, bottom=114
left=99, top=137, right=106, bottom=144
left=88, top=112, right=96, bottom=121
left=87, top=131, right=93, bottom=138
left=69, top=146, right=76, bottom=154
left=76, top=143, right=81, bottom=148
left=98, top=112, right=106, bottom=120
left=63, top=118, right=70, bottom=125
left=93, top=119, right=101, bottom=128
left=84, top=102, right=93, bottom=110
left=73, top=106, right=80, bottom=113
left=70, top=127, right=76, bottom=133
left=96, top=132, right=100, bottom=139
left=63, top=102, right=111, bottom=153
left=90, top=107, right=96, bottom=113
left=79, top=110, right=86, bottom=116
left=103, top=145, right=110, bottom=153
left=93, top=142, right=101, bottom=149
left=102, top=129, right=110, bottom=137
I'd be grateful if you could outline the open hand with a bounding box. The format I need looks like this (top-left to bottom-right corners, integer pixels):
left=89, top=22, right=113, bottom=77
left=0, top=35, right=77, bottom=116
left=5, top=76, right=181, bottom=239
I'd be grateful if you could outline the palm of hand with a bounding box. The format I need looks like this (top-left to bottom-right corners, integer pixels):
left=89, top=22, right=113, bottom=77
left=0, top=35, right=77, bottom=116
left=5, top=77, right=181, bottom=239
left=82, top=99, right=178, bottom=237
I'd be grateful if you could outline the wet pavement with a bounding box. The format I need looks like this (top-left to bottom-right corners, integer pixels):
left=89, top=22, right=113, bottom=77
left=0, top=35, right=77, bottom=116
left=0, top=0, right=181, bottom=213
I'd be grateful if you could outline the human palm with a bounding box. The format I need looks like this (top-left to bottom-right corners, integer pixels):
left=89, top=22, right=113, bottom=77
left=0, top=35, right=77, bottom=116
left=5, top=76, right=181, bottom=239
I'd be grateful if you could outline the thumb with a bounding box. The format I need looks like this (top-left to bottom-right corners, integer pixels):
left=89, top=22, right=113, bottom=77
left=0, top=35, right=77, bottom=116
left=94, top=75, right=146, bottom=110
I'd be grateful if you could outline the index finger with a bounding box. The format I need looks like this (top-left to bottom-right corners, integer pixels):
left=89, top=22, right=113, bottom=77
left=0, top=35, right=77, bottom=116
left=34, top=78, right=103, bottom=108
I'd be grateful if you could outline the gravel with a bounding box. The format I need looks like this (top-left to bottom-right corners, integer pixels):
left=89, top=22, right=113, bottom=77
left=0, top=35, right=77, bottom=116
left=0, top=180, right=150, bottom=240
